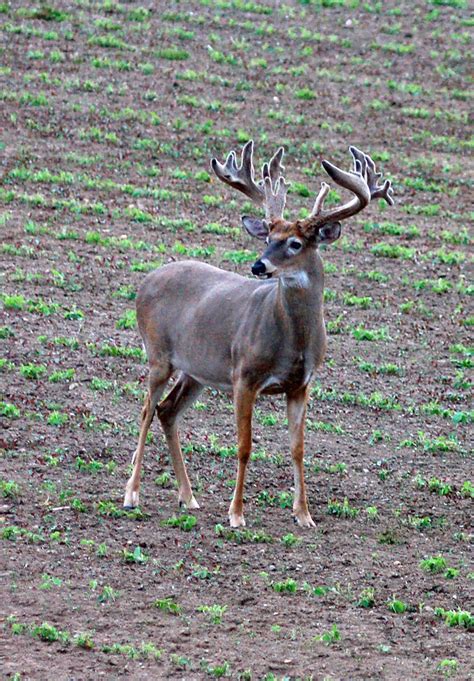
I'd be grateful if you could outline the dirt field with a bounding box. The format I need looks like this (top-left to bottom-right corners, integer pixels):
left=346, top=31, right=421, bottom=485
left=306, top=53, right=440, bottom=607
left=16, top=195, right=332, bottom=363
left=1, top=0, right=472, bottom=679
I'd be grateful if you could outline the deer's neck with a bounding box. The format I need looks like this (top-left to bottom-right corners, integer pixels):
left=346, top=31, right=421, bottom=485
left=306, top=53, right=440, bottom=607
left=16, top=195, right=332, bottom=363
left=275, top=250, right=324, bottom=338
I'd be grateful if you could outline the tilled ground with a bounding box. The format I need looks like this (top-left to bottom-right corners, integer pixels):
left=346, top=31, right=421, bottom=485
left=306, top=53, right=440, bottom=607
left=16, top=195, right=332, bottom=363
left=1, top=1, right=472, bottom=679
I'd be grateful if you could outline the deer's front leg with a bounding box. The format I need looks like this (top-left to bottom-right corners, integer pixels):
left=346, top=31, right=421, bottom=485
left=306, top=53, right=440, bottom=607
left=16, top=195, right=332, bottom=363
left=229, top=382, right=256, bottom=528
left=287, top=386, right=315, bottom=528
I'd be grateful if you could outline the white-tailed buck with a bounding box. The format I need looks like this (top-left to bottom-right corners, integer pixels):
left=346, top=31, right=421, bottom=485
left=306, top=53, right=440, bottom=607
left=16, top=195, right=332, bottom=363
left=124, top=141, right=393, bottom=527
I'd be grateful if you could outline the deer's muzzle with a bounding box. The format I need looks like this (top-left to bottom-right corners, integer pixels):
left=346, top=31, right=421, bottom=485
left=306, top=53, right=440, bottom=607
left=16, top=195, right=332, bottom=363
left=251, top=259, right=275, bottom=278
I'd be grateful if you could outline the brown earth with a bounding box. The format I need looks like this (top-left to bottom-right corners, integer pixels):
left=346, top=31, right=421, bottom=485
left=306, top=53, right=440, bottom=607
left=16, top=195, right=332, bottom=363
left=0, top=1, right=472, bottom=679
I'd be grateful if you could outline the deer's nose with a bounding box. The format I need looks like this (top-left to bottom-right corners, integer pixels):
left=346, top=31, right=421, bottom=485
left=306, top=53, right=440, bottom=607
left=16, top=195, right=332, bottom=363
left=251, top=260, right=267, bottom=276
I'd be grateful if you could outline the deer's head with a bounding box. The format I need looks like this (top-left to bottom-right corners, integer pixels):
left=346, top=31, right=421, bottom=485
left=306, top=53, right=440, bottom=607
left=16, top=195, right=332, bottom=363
left=211, top=141, right=394, bottom=279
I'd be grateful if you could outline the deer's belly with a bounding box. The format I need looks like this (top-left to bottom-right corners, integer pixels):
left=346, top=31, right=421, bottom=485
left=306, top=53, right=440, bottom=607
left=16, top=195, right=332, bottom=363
left=259, top=364, right=314, bottom=395
left=174, top=350, right=314, bottom=396
left=173, top=357, right=233, bottom=393
left=188, top=373, right=233, bottom=394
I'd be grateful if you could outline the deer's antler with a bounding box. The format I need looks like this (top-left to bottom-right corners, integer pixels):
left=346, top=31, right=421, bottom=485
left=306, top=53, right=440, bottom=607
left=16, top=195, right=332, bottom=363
left=211, top=140, right=289, bottom=222
left=350, top=146, right=394, bottom=205
left=301, top=147, right=394, bottom=231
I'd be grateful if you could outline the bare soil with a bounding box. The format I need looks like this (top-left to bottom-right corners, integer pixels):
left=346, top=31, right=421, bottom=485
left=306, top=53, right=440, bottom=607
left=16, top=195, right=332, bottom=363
left=1, top=1, right=472, bottom=679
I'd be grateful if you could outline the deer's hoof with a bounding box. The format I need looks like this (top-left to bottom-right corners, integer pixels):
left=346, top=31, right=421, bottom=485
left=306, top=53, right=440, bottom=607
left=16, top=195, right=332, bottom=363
left=229, top=512, right=246, bottom=528
left=179, top=495, right=200, bottom=510
left=293, top=511, right=316, bottom=528
left=123, top=488, right=139, bottom=509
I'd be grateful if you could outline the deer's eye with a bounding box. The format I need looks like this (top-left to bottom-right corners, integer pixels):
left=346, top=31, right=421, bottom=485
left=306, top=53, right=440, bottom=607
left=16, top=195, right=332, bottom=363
left=289, top=240, right=302, bottom=251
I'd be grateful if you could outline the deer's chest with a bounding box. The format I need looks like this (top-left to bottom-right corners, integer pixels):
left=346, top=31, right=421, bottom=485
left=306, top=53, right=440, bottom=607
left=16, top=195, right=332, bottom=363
left=259, top=352, right=314, bottom=395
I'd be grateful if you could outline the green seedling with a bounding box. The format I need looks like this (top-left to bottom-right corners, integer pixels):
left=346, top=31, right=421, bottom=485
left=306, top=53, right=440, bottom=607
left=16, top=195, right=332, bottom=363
left=387, top=598, right=408, bottom=614
left=197, top=603, right=227, bottom=624
left=153, top=597, right=181, bottom=615
left=315, top=623, right=341, bottom=645
left=163, top=514, right=197, bottom=531
left=122, top=546, right=148, bottom=564
left=272, top=578, right=298, bottom=593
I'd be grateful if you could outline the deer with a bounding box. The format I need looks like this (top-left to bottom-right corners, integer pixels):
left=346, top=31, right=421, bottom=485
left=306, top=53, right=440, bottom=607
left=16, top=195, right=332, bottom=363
left=123, top=140, right=393, bottom=528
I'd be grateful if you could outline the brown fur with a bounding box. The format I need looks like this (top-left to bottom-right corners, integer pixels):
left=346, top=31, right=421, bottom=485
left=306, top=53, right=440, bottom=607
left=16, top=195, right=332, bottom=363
left=123, top=143, right=393, bottom=528
left=124, top=237, right=326, bottom=528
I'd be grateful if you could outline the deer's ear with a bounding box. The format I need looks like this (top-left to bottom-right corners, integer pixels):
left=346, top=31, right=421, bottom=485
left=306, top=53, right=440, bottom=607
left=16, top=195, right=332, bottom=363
left=317, top=221, right=341, bottom=245
left=241, top=216, right=269, bottom=241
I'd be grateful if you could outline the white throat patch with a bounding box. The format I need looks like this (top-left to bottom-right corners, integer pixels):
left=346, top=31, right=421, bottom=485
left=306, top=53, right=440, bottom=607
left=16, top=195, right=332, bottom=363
left=281, top=271, right=310, bottom=289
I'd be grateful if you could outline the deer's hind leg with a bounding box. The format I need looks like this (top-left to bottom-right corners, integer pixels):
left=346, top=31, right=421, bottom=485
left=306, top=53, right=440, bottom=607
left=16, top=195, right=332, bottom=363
left=124, top=364, right=171, bottom=509
left=157, top=372, right=203, bottom=509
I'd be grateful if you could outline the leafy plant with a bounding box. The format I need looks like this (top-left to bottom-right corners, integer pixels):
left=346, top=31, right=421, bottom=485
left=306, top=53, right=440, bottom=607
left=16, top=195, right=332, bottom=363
left=20, top=363, right=47, bottom=379
left=197, top=603, right=227, bottom=624
left=1, top=479, right=20, bottom=498
left=153, top=597, right=181, bottom=615
left=163, top=514, right=197, bottom=531
left=215, top=524, right=272, bottom=544
left=387, top=598, right=408, bottom=614
left=122, top=546, right=148, bottom=564
left=272, top=578, right=298, bottom=593
left=32, top=621, right=70, bottom=644
left=0, top=402, right=20, bottom=418
left=327, top=498, right=359, bottom=518
left=356, top=587, right=375, bottom=608
left=280, top=533, right=300, bottom=548
left=315, top=623, right=341, bottom=645
left=74, top=631, right=95, bottom=649
left=434, top=608, right=473, bottom=630
left=419, top=555, right=447, bottom=573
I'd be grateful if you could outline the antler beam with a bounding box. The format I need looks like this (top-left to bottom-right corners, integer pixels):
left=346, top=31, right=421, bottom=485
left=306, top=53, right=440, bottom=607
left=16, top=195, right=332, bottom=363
left=302, top=146, right=394, bottom=230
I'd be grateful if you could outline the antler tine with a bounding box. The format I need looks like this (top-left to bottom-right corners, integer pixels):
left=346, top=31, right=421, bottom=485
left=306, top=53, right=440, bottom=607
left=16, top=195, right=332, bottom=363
left=361, top=150, right=395, bottom=206
left=263, top=175, right=290, bottom=222
left=262, top=147, right=288, bottom=220
left=266, top=146, right=285, bottom=186
left=211, top=139, right=265, bottom=205
left=240, top=138, right=257, bottom=186
left=373, top=178, right=394, bottom=205
left=310, top=181, right=330, bottom=218
left=350, top=146, right=367, bottom=181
